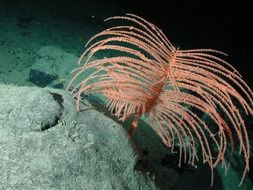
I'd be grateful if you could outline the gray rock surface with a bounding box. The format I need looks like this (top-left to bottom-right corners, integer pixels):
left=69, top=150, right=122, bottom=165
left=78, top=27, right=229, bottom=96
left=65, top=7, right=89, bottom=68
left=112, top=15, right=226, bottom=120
left=0, top=84, right=159, bottom=190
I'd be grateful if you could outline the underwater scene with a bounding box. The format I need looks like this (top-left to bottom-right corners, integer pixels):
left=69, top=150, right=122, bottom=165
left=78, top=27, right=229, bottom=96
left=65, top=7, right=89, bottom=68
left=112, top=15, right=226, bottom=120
left=0, top=0, right=252, bottom=190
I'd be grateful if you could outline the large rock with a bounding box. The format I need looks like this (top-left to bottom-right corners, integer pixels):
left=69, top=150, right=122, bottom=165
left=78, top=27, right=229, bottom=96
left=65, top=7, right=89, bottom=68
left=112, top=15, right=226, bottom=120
left=0, top=84, right=159, bottom=190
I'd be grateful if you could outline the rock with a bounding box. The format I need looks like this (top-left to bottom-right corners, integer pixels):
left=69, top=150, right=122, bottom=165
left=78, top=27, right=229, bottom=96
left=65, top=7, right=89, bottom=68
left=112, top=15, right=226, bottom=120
left=29, top=68, right=58, bottom=87
left=28, top=46, right=78, bottom=88
left=0, top=84, right=159, bottom=190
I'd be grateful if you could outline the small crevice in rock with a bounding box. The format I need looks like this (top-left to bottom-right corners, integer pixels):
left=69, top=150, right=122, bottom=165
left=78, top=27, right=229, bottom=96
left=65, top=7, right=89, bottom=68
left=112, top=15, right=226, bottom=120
left=50, top=92, right=64, bottom=109
left=41, top=115, right=61, bottom=131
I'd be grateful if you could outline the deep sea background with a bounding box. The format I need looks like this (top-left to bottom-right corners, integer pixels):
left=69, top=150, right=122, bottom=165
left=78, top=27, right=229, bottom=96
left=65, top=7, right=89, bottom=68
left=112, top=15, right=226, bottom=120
left=0, top=0, right=252, bottom=189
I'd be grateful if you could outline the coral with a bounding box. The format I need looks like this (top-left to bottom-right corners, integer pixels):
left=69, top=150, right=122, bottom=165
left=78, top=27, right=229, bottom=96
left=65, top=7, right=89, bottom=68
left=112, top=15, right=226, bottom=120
left=67, top=14, right=253, bottom=186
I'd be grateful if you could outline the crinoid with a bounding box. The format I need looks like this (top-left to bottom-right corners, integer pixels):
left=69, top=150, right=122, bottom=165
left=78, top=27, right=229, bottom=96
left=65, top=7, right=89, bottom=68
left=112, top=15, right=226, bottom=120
left=67, top=14, right=253, bottom=186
